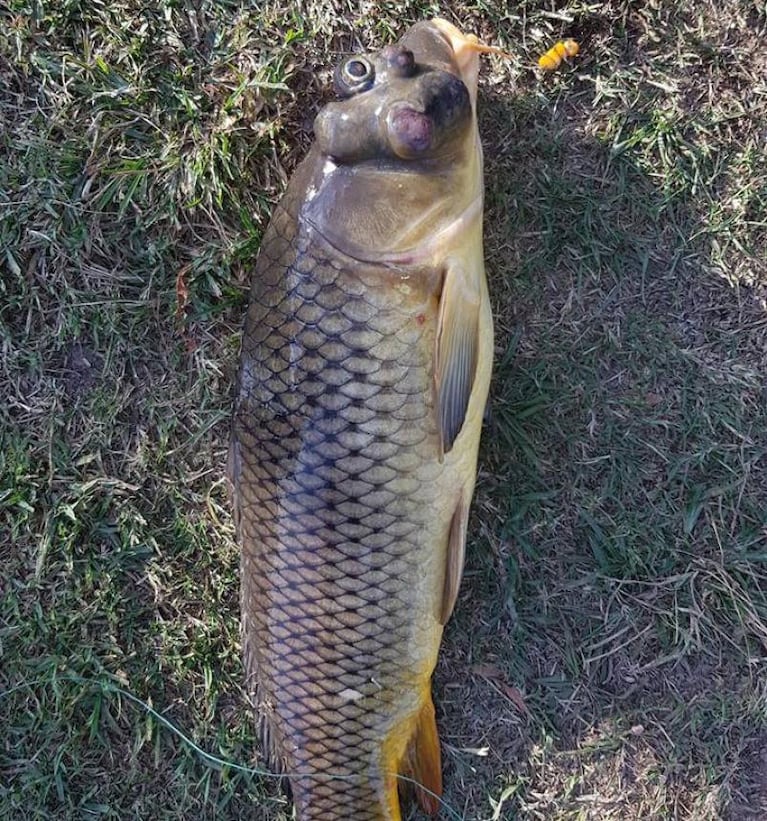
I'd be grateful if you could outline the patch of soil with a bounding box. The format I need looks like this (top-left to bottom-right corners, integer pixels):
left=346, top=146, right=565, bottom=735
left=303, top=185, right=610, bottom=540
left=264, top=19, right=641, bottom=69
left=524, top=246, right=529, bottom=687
left=62, top=339, right=102, bottom=398
left=727, top=733, right=767, bottom=821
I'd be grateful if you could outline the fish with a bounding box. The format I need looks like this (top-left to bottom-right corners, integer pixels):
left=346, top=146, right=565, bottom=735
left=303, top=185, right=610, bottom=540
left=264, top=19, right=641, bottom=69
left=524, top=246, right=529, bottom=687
left=229, top=17, right=494, bottom=820
left=537, top=39, right=580, bottom=71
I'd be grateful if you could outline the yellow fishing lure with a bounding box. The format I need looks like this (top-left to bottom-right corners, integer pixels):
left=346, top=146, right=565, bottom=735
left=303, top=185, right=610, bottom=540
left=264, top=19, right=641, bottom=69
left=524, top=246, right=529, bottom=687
left=538, top=39, right=580, bottom=71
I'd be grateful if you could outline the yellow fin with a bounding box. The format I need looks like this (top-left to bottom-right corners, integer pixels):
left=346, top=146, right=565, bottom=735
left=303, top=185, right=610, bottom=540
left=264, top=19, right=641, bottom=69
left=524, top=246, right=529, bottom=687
left=434, top=263, right=480, bottom=456
left=401, top=696, right=443, bottom=815
left=439, top=496, right=468, bottom=625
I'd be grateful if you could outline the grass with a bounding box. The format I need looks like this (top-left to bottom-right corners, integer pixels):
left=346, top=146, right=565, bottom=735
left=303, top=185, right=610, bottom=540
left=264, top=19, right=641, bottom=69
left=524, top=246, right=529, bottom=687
left=1, top=0, right=766, bottom=819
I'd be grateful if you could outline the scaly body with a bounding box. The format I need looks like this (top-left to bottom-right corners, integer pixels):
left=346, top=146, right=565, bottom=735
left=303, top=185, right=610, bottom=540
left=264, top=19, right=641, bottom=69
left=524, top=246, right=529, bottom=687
left=230, top=19, right=493, bottom=819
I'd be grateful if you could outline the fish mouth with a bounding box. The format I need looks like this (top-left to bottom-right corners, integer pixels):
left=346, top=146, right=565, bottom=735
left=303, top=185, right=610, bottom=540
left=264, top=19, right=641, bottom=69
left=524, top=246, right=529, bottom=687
left=430, top=17, right=511, bottom=105
left=430, top=19, right=479, bottom=98
left=428, top=18, right=504, bottom=107
left=395, top=19, right=493, bottom=108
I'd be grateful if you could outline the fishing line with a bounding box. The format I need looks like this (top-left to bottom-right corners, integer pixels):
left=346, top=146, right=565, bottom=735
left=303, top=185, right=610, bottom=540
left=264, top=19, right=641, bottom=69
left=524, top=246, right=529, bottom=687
left=1, top=672, right=466, bottom=820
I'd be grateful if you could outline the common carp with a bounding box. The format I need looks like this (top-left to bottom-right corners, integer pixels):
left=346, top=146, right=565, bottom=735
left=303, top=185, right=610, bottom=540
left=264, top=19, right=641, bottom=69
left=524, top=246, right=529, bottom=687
left=229, top=18, right=494, bottom=820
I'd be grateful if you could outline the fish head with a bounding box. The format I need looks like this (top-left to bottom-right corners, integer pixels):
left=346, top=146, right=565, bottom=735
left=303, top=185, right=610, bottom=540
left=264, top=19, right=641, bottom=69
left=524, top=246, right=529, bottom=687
left=315, top=19, right=480, bottom=165
left=304, top=19, right=488, bottom=262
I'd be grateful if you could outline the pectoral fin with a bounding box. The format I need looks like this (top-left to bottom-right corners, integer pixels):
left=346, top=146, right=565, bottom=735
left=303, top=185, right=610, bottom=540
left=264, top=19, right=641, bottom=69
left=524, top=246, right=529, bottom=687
left=434, top=263, right=480, bottom=456
left=439, top=496, right=468, bottom=625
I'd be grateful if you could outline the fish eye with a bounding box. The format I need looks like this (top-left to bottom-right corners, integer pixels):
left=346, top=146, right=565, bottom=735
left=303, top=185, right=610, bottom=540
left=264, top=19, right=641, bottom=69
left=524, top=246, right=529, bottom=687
left=335, top=56, right=375, bottom=96
left=345, top=59, right=371, bottom=79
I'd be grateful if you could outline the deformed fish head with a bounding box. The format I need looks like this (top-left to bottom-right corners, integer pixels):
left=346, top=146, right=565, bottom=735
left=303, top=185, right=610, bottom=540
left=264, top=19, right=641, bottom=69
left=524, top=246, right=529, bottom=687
left=316, top=18, right=480, bottom=165
left=307, top=19, right=488, bottom=262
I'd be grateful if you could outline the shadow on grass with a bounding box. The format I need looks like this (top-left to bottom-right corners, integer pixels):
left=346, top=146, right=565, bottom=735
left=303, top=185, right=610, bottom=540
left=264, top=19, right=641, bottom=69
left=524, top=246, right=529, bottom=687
left=431, top=83, right=766, bottom=819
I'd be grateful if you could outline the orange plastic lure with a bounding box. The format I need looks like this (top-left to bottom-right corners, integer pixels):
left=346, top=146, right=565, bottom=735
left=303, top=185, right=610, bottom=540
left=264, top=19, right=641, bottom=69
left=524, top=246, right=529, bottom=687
left=538, top=39, right=580, bottom=71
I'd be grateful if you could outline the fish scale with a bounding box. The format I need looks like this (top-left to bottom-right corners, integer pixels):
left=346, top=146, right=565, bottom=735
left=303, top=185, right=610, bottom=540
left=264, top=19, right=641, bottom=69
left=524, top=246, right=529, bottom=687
left=230, top=17, right=494, bottom=820
left=233, top=200, right=446, bottom=819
